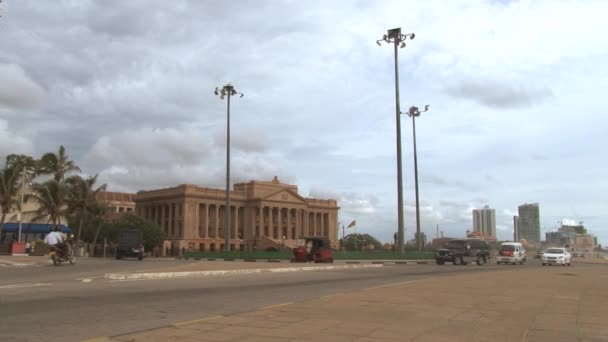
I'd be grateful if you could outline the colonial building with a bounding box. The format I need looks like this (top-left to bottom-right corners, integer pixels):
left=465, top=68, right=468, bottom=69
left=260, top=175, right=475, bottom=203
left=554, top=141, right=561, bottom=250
left=96, top=190, right=136, bottom=222
left=134, top=177, right=339, bottom=255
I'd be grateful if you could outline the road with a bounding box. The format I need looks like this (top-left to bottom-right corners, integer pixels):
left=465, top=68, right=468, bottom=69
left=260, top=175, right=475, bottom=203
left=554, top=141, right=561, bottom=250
left=0, top=258, right=544, bottom=342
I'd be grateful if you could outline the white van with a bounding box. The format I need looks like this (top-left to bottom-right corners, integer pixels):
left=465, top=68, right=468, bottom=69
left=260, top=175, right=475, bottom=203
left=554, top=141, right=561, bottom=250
left=496, top=242, right=526, bottom=265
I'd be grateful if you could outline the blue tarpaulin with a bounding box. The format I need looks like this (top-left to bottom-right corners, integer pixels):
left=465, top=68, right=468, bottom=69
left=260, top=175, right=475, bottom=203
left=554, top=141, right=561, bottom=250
left=1, top=223, right=71, bottom=234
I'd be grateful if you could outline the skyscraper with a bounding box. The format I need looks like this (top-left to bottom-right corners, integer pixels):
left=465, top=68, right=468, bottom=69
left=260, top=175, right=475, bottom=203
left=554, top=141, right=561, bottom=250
left=518, top=203, right=540, bottom=243
left=472, top=205, right=496, bottom=238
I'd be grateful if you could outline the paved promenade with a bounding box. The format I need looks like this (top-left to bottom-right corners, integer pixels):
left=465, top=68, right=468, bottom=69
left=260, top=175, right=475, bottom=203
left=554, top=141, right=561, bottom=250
left=88, top=263, right=608, bottom=342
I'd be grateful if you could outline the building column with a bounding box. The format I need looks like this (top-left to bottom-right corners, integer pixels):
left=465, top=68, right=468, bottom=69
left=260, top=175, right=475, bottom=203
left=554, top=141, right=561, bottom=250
left=203, top=204, right=209, bottom=238
left=268, top=206, right=273, bottom=238
left=303, top=210, right=309, bottom=237
left=215, top=205, right=220, bottom=239
left=163, top=205, right=167, bottom=235
left=286, top=208, right=292, bottom=240
left=258, top=206, right=263, bottom=238
left=277, top=207, right=285, bottom=240
left=233, top=206, right=239, bottom=241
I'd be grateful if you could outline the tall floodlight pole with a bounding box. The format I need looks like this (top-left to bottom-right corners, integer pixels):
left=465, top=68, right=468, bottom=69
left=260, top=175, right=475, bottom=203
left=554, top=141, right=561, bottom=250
left=17, top=169, right=34, bottom=243
left=406, top=105, right=429, bottom=251
left=215, top=84, right=244, bottom=252
left=377, top=28, right=415, bottom=253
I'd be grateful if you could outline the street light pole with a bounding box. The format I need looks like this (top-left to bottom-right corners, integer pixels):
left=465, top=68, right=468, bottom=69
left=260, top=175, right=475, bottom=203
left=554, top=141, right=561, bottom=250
left=17, top=169, right=34, bottom=243
left=407, top=105, right=429, bottom=251
left=17, top=171, right=26, bottom=244
left=215, top=83, right=244, bottom=252
left=377, top=28, right=415, bottom=254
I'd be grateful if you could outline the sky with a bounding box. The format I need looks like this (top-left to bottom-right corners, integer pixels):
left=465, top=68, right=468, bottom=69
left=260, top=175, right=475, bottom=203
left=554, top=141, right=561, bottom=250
left=1, top=0, right=607, bottom=245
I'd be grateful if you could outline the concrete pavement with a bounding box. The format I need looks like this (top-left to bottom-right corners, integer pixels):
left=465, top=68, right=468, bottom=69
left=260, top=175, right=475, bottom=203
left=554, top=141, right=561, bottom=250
left=89, top=264, right=608, bottom=342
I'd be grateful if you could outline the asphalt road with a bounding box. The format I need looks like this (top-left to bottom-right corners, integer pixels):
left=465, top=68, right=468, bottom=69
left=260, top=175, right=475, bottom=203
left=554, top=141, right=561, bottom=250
left=0, top=258, right=547, bottom=342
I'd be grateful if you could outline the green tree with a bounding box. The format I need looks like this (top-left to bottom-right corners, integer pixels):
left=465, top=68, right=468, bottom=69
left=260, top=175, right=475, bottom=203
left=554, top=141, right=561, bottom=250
left=87, top=199, right=112, bottom=256
left=26, top=179, right=69, bottom=225
left=0, top=157, right=21, bottom=237
left=342, top=233, right=383, bottom=251
left=105, top=213, right=164, bottom=251
left=40, top=145, right=81, bottom=181
left=66, top=174, right=106, bottom=242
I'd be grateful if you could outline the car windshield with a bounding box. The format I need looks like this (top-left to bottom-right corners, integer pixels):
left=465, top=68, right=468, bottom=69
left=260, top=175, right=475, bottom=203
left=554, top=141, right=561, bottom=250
left=499, top=245, right=515, bottom=251
left=545, top=249, right=564, bottom=254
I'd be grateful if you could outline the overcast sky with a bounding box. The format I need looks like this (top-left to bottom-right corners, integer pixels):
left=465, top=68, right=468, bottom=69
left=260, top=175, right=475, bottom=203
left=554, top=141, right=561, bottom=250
left=1, top=0, right=606, bottom=245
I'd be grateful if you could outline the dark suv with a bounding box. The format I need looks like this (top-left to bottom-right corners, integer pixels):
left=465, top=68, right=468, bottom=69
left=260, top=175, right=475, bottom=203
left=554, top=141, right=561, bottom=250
left=435, top=239, right=490, bottom=266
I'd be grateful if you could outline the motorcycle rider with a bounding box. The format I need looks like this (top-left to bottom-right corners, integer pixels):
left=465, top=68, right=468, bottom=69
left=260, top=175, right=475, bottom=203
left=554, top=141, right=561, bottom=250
left=44, top=226, right=65, bottom=256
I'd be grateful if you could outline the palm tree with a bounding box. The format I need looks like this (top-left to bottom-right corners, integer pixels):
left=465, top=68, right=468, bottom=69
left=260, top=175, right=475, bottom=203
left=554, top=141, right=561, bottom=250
left=66, top=174, right=107, bottom=242
left=26, top=179, right=70, bottom=226
left=40, top=145, right=81, bottom=181
left=0, top=158, right=21, bottom=238
left=88, top=199, right=112, bottom=257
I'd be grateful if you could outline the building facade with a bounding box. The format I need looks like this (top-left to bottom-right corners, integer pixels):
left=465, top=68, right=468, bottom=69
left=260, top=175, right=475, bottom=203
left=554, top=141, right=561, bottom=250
left=518, top=203, right=540, bottom=243
left=472, top=206, right=496, bottom=238
left=134, top=177, right=339, bottom=255
left=96, top=190, right=136, bottom=222
left=513, top=215, right=519, bottom=241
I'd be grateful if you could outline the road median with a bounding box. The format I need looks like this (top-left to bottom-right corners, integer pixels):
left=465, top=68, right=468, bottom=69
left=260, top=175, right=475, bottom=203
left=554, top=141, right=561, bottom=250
left=104, top=263, right=384, bottom=280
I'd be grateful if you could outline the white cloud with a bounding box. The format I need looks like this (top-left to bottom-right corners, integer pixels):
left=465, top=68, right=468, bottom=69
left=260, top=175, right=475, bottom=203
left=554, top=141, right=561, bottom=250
left=0, top=63, right=45, bottom=109
left=0, top=120, right=35, bottom=158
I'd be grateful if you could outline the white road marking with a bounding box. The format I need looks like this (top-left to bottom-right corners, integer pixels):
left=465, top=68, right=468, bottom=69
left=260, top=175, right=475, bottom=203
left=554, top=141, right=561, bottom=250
left=76, top=276, right=104, bottom=283
left=0, top=283, right=52, bottom=289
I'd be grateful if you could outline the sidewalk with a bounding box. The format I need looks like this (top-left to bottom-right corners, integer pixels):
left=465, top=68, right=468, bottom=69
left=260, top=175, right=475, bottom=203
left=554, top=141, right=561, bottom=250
left=0, top=255, right=49, bottom=267
left=88, top=264, right=608, bottom=342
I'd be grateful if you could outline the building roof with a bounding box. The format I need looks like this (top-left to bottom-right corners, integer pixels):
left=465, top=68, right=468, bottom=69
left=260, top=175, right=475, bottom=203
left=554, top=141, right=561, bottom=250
left=1, top=223, right=71, bottom=234
left=96, top=191, right=136, bottom=202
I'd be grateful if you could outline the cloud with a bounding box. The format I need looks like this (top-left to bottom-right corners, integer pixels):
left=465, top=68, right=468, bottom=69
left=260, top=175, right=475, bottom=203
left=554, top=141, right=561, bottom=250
left=445, top=78, right=553, bottom=109
left=86, top=127, right=212, bottom=169
left=0, top=63, right=45, bottom=109
left=0, top=120, right=35, bottom=158
left=1, top=1, right=607, bottom=246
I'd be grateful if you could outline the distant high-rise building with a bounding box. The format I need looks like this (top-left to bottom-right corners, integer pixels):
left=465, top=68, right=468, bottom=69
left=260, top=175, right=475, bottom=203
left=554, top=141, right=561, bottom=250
left=513, top=215, right=519, bottom=241
left=518, top=203, right=540, bottom=243
left=472, top=206, right=496, bottom=238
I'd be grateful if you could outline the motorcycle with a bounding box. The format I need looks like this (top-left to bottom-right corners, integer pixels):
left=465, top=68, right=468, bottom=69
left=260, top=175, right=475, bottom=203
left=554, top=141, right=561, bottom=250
left=49, top=243, right=76, bottom=266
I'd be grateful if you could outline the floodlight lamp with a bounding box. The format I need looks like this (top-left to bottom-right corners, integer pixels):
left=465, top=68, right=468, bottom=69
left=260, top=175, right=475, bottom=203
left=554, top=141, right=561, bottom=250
left=410, top=33, right=416, bottom=40
left=400, top=42, right=406, bottom=48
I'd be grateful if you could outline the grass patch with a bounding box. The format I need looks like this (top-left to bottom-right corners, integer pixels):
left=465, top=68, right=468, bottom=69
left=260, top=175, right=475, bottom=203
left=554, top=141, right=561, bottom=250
left=184, top=250, right=435, bottom=260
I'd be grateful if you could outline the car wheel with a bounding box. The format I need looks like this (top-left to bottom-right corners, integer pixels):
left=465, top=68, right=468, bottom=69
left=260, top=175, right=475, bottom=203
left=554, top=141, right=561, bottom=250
left=496, top=261, right=501, bottom=265
left=453, top=256, right=462, bottom=266
left=436, top=260, right=444, bottom=265
left=476, top=256, right=486, bottom=266
left=542, top=263, right=546, bottom=266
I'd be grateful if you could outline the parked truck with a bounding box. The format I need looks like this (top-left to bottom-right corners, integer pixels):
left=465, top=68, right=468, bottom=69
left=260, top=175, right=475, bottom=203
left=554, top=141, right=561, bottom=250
left=115, top=229, right=144, bottom=260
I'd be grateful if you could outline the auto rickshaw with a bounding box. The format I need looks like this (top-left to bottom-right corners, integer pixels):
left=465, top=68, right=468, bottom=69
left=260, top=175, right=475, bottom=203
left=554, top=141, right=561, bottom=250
left=291, top=237, right=333, bottom=263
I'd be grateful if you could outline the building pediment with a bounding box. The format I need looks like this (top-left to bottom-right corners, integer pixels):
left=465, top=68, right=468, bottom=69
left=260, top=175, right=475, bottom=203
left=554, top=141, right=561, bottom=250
left=263, top=189, right=307, bottom=204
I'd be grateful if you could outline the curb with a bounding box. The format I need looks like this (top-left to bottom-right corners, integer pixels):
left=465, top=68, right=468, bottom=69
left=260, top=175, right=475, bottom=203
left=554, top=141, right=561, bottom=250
left=104, top=264, right=384, bottom=280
